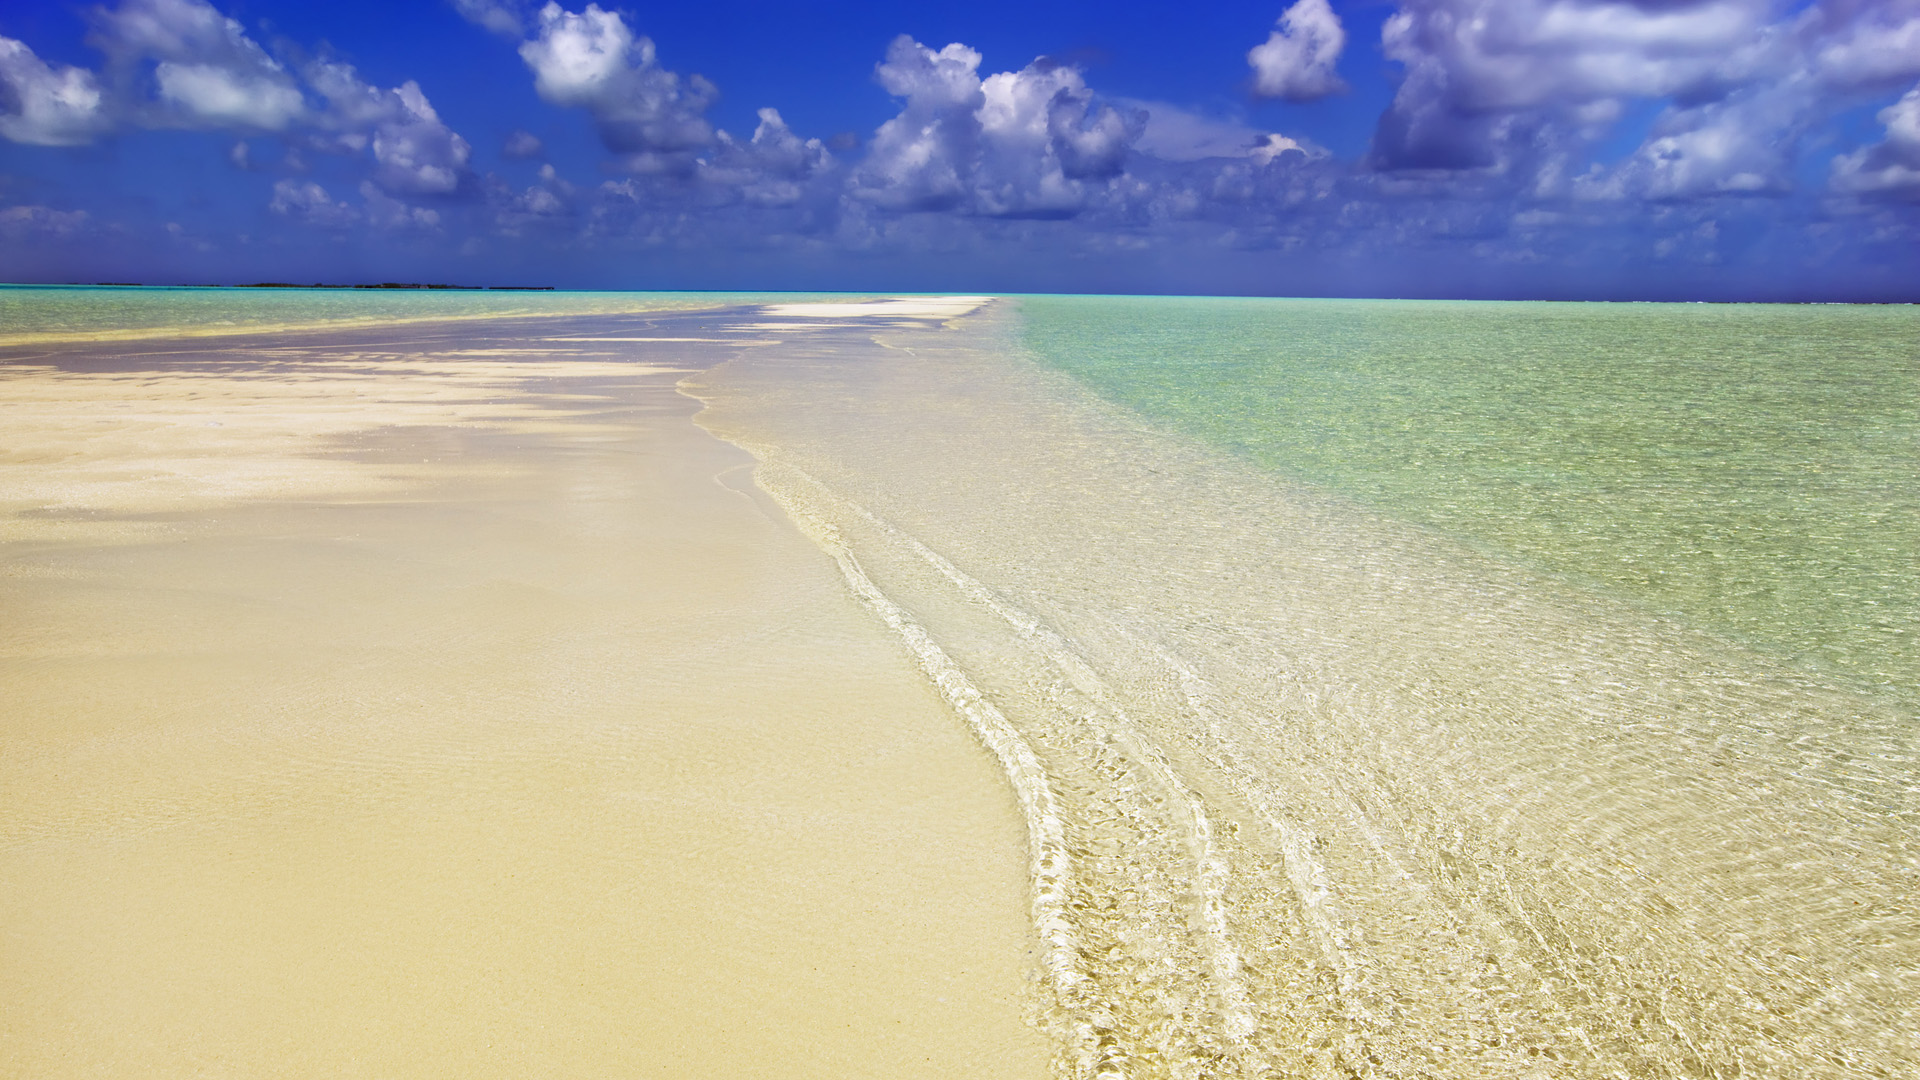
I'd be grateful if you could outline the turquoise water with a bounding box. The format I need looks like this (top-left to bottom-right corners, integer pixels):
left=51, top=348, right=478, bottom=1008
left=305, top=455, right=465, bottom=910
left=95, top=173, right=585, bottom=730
left=0, top=284, right=857, bottom=343
left=1016, top=296, right=1920, bottom=703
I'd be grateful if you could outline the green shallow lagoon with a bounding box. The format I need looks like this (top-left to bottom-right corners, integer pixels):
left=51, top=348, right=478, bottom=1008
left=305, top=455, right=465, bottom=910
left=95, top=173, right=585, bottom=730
left=1016, top=295, right=1920, bottom=703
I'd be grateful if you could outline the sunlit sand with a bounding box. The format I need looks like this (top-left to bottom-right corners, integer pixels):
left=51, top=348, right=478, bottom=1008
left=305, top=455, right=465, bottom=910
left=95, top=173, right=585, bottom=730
left=0, top=309, right=1050, bottom=1079
left=758, top=297, right=993, bottom=320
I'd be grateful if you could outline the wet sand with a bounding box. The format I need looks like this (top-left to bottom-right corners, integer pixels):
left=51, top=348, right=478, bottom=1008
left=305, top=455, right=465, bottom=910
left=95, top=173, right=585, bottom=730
left=0, top=307, right=1049, bottom=1078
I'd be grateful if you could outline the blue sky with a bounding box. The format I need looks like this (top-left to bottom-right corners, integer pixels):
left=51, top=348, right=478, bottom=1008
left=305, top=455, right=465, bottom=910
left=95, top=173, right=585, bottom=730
left=3, top=0, right=1918, bottom=299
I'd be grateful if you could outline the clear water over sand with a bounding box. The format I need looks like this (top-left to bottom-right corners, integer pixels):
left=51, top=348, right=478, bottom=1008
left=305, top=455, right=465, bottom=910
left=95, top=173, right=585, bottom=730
left=1017, top=296, right=1920, bottom=706
left=691, top=299, right=1917, bottom=1079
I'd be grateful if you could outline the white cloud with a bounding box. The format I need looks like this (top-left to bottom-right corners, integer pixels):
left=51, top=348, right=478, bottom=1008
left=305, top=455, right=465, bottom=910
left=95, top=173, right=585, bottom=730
left=854, top=37, right=1142, bottom=217
left=0, top=36, right=108, bottom=145
left=492, top=163, right=578, bottom=233
left=1248, top=0, right=1347, bottom=101
left=519, top=2, right=630, bottom=103
left=1810, top=1, right=1920, bottom=89
left=370, top=82, right=472, bottom=194
left=306, top=62, right=473, bottom=196
left=0, top=204, right=90, bottom=237
left=92, top=0, right=308, bottom=130
left=503, top=129, right=544, bottom=159
left=154, top=59, right=303, bottom=129
left=974, top=62, right=1088, bottom=215
left=360, top=180, right=442, bottom=229
left=451, top=0, right=530, bottom=39
left=517, top=2, right=715, bottom=163
left=1629, top=89, right=1801, bottom=199
left=1385, top=0, right=1772, bottom=113
left=1034, top=70, right=1142, bottom=181
left=1249, top=133, right=1309, bottom=165
left=268, top=178, right=358, bottom=227
left=1831, top=83, right=1920, bottom=197
left=304, top=59, right=394, bottom=132
left=93, top=0, right=247, bottom=58
left=1130, top=100, right=1312, bottom=164
left=855, top=38, right=985, bottom=211
left=701, top=108, right=834, bottom=207
left=1370, top=0, right=1778, bottom=172
left=1357, top=0, right=1920, bottom=209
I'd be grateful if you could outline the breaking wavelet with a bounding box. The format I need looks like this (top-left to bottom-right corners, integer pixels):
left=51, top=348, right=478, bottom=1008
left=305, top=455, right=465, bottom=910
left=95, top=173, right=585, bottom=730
left=688, top=299, right=1919, bottom=1079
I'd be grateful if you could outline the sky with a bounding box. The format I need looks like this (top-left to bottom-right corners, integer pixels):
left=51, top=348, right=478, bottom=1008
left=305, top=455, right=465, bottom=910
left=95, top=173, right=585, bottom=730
left=2, top=0, right=1919, bottom=299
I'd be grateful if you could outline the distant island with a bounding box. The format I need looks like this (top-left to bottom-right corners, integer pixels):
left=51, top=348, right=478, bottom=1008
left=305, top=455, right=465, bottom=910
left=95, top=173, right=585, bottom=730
left=79, top=282, right=555, bottom=290
left=237, top=282, right=555, bottom=290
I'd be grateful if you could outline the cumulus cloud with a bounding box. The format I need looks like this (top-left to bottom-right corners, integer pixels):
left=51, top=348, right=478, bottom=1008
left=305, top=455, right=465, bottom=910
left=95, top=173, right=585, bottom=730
left=1359, top=0, right=1920, bottom=213
left=91, top=0, right=308, bottom=130
left=0, top=37, right=108, bottom=145
left=153, top=59, right=303, bottom=129
left=490, top=162, right=579, bottom=234
left=700, top=108, right=835, bottom=207
left=1621, top=85, right=1806, bottom=199
left=853, top=37, right=1142, bottom=217
left=360, top=180, right=443, bottom=228
left=368, top=83, right=472, bottom=194
left=1831, top=84, right=1920, bottom=197
left=1809, top=1, right=1920, bottom=89
left=4, top=0, right=1919, bottom=293
left=304, top=61, right=474, bottom=195
left=518, top=2, right=716, bottom=167
left=1249, top=133, right=1310, bottom=165
left=4, top=0, right=484, bottom=212
left=854, top=39, right=985, bottom=211
left=1248, top=0, right=1347, bottom=101
left=1368, top=0, right=1781, bottom=173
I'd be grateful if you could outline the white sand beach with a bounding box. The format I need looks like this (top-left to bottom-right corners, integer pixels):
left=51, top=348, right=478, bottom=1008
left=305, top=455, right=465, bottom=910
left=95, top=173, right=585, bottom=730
left=0, top=305, right=1049, bottom=1080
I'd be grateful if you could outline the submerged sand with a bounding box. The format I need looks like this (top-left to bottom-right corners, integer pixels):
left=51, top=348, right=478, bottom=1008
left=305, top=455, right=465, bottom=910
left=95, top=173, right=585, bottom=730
left=0, top=306, right=1049, bottom=1078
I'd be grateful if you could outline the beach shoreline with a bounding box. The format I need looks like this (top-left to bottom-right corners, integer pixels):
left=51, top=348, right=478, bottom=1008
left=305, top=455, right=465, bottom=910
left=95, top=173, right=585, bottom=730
left=6, top=293, right=1915, bottom=1079
left=0, top=302, right=1051, bottom=1079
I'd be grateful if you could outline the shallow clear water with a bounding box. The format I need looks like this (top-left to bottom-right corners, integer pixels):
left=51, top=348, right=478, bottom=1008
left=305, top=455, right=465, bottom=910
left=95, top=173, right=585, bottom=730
left=1016, top=296, right=1920, bottom=705
left=0, top=284, right=858, bottom=344
left=693, top=300, right=1919, bottom=1079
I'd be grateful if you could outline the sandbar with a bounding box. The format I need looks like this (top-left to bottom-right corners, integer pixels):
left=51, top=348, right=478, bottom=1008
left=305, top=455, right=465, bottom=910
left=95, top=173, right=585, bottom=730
left=0, top=307, right=1049, bottom=1078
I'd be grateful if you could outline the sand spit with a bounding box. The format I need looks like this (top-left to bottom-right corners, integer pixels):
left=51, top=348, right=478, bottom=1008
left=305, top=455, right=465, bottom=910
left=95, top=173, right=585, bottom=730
left=759, top=297, right=993, bottom=321
left=0, top=307, right=1048, bottom=1080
